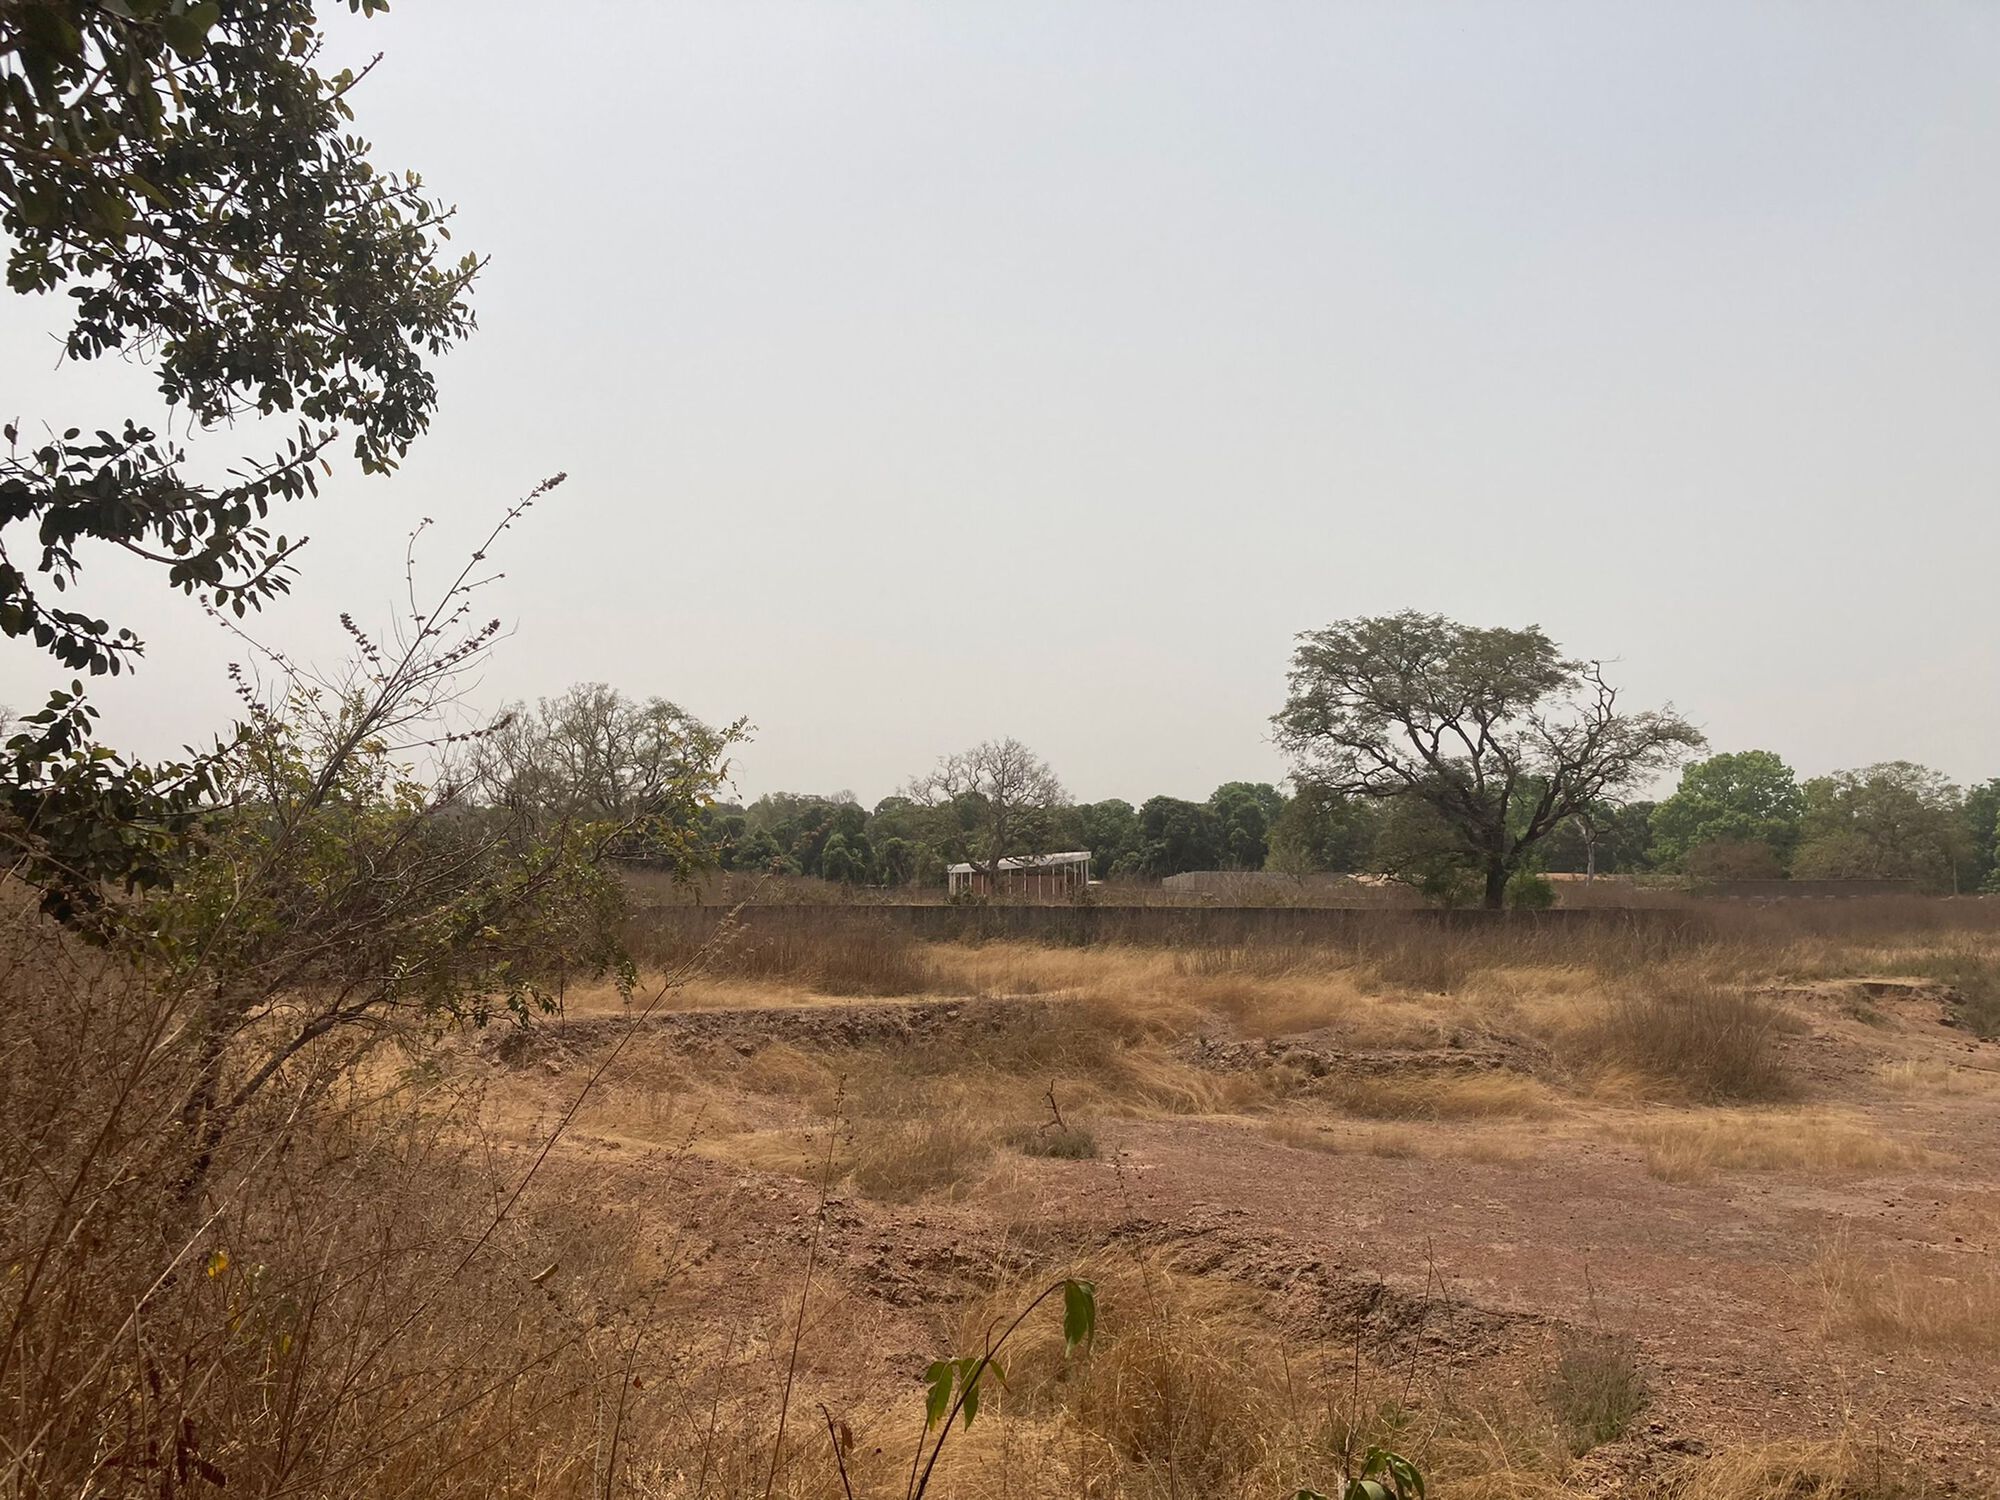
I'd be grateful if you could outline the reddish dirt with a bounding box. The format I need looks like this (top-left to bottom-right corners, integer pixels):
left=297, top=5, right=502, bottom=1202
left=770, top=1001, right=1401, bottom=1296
left=484, top=976, right=2000, bottom=1494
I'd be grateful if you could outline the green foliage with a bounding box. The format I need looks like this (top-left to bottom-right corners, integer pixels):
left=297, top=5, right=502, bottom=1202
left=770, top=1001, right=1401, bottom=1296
left=909, top=1278, right=1095, bottom=1498
left=154, top=688, right=638, bottom=1031
left=475, top=682, right=746, bottom=877
left=1137, top=794, right=1222, bottom=876
left=1, top=0, right=474, bottom=906
left=1266, top=782, right=1383, bottom=878
left=1793, top=762, right=1971, bottom=891
left=1274, top=612, right=1703, bottom=908
left=1064, top=797, right=1142, bottom=879
left=1507, top=871, right=1557, bottom=910
left=1209, top=781, right=1283, bottom=869
left=1296, top=1446, right=1427, bottom=1500
left=1536, top=800, right=1657, bottom=875
left=1961, top=779, right=2000, bottom=893
left=0, top=684, right=225, bottom=921
left=903, top=738, right=1069, bottom=875
left=2, top=0, right=474, bottom=668
left=1649, top=750, right=1804, bottom=871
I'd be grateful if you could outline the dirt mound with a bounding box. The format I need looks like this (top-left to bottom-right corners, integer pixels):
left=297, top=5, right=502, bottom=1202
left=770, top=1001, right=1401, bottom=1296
left=1101, top=1210, right=1540, bottom=1359
left=1177, top=1029, right=1539, bottom=1082
left=487, top=995, right=1059, bottom=1065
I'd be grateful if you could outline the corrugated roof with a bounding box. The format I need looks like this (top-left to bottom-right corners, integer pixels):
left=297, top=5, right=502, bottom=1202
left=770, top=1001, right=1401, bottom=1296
left=945, top=851, right=1091, bottom=874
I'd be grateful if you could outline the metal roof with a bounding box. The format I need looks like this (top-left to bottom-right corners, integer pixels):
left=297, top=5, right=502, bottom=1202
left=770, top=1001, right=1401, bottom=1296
left=945, top=851, right=1091, bottom=874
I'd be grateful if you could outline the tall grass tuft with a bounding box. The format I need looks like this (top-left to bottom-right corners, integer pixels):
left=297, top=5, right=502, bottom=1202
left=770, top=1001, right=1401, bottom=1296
left=1569, top=979, right=1793, bottom=1101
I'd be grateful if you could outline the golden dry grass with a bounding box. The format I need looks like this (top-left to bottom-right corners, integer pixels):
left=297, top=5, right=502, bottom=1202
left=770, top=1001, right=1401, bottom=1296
left=1813, top=1239, right=2000, bottom=1353
left=1611, top=1111, right=1930, bottom=1184
left=1877, top=1058, right=2000, bottom=1094
left=1649, top=1435, right=1929, bottom=1499
left=1263, top=1115, right=1537, bottom=1163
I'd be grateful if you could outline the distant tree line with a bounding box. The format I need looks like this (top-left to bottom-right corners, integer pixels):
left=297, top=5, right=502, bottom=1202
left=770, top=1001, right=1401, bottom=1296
left=684, top=612, right=2000, bottom=905
left=285, top=640, right=2000, bottom=910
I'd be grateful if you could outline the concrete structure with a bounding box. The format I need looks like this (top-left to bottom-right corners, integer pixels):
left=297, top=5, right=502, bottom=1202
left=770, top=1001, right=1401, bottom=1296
left=946, top=851, right=1091, bottom=899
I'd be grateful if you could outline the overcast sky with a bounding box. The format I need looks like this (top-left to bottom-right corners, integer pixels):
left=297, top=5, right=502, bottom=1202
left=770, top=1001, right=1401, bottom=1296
left=4, top=2, right=1997, bottom=806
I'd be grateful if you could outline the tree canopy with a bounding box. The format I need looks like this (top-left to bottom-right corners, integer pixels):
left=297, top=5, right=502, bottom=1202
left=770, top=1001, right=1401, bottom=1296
left=1649, top=750, right=1805, bottom=872
left=1272, top=612, right=1703, bottom=907
left=1793, top=762, right=1971, bottom=890
left=2, top=0, right=477, bottom=903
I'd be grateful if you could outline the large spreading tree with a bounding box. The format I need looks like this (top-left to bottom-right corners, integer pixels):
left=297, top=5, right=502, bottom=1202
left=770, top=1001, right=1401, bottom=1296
left=903, top=738, right=1068, bottom=878
left=1, top=0, right=478, bottom=902
left=1272, top=611, right=1702, bottom=908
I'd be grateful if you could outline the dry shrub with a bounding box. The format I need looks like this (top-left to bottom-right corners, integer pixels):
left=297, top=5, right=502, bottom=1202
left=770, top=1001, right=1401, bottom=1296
left=0, top=911, right=674, bottom=1500
left=1568, top=980, right=1792, bottom=1101
left=1904, top=946, right=2000, bottom=1039
left=1613, top=1111, right=1926, bottom=1184
left=1813, top=1240, right=2000, bottom=1352
left=741, top=1040, right=841, bottom=1096
left=1002, top=1121, right=1102, bottom=1159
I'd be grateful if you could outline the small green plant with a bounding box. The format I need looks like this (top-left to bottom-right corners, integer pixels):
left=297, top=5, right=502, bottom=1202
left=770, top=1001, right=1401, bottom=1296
left=898, top=1278, right=1096, bottom=1500
left=1296, top=1445, right=1427, bottom=1500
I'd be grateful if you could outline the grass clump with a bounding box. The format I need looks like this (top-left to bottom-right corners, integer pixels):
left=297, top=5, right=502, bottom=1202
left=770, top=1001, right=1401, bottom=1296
left=850, top=1109, right=996, bottom=1200
left=1570, top=980, right=1792, bottom=1102
left=1003, top=1121, right=1102, bottom=1159
left=1544, top=1333, right=1645, bottom=1453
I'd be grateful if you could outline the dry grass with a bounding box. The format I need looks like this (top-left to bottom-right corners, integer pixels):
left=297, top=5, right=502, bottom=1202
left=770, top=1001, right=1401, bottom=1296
left=1813, top=1239, right=2000, bottom=1352
left=1877, top=1058, right=2000, bottom=1094
left=15, top=881, right=2000, bottom=1499
left=1612, top=1110, right=1928, bottom=1184
left=1564, top=980, right=1795, bottom=1102
left=1544, top=1332, right=1646, bottom=1454
left=1315, top=1071, right=1562, bottom=1120
left=1652, top=1435, right=1929, bottom=1499
left=1263, top=1116, right=1536, bottom=1163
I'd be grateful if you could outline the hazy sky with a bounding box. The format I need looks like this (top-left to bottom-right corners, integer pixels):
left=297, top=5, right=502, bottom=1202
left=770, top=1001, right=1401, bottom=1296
left=4, top=3, right=1997, bottom=805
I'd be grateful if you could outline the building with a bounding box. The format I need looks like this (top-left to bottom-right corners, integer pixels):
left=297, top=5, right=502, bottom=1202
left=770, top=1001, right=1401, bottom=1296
left=946, top=851, right=1092, bottom=899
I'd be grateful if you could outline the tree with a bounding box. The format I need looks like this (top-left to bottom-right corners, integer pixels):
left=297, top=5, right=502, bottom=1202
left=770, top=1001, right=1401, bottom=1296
left=1649, top=750, right=1804, bottom=872
left=1682, top=838, right=1786, bottom=881
left=1961, top=779, right=2000, bottom=893
left=1136, top=795, right=1221, bottom=877
left=1537, top=799, right=1657, bottom=875
left=2, top=0, right=477, bottom=903
left=903, top=739, right=1068, bottom=876
left=473, top=683, right=746, bottom=876
left=1208, top=781, right=1283, bottom=869
left=1792, top=762, right=1971, bottom=890
left=1265, top=782, right=1381, bottom=879
left=1272, top=612, right=1703, bottom=908
left=1064, top=798, right=1141, bottom=880
left=820, top=833, right=862, bottom=885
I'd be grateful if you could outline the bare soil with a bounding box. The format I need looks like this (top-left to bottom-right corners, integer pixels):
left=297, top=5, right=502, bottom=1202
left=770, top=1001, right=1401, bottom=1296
left=474, top=972, right=2000, bottom=1495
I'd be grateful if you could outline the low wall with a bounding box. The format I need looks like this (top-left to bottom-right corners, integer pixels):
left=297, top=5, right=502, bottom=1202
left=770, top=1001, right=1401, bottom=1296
left=1695, top=878, right=1923, bottom=901
left=631, top=902, right=1699, bottom=948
